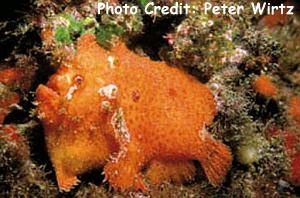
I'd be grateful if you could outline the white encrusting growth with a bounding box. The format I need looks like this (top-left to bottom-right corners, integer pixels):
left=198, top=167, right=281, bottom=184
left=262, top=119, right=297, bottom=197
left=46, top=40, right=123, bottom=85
left=98, top=84, right=118, bottom=99
left=66, top=85, right=78, bottom=100
left=111, top=108, right=131, bottom=143
left=107, top=55, right=116, bottom=69
left=109, top=108, right=131, bottom=164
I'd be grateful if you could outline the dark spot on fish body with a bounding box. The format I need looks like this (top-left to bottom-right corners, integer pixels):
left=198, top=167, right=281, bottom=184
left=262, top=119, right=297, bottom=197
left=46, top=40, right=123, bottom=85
left=168, top=88, right=177, bottom=97
left=132, top=90, right=141, bottom=102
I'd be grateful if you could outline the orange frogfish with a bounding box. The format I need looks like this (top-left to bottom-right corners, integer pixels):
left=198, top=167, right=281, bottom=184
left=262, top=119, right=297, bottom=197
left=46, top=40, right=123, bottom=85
left=36, top=33, right=232, bottom=192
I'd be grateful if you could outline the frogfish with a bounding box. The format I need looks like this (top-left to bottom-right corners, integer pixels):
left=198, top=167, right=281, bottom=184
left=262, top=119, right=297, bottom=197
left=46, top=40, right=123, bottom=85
left=36, top=33, right=232, bottom=192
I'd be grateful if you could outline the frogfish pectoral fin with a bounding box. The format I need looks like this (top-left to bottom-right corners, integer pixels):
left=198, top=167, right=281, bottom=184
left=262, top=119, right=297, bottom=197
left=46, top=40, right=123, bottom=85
left=55, top=168, right=80, bottom=192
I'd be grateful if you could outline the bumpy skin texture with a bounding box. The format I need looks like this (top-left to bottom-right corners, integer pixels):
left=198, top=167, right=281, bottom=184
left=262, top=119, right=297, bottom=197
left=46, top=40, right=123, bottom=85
left=145, top=160, right=196, bottom=185
left=36, top=34, right=232, bottom=192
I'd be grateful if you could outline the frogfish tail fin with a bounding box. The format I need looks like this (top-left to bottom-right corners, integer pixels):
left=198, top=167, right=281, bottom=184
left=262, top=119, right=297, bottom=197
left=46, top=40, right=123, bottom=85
left=201, top=137, right=232, bottom=186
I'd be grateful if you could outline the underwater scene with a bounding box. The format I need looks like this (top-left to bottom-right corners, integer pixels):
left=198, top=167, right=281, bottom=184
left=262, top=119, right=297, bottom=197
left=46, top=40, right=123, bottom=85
left=0, top=0, right=300, bottom=197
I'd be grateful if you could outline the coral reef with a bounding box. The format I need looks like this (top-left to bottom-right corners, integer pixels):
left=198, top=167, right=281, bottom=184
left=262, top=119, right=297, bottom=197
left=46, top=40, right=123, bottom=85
left=0, top=122, right=57, bottom=197
left=0, top=66, right=34, bottom=124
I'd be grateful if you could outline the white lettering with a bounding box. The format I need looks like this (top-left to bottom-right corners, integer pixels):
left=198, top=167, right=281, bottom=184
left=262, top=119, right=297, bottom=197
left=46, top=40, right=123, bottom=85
left=144, top=2, right=154, bottom=15
left=251, top=2, right=266, bottom=15
left=287, top=6, right=294, bottom=15
left=204, top=2, right=244, bottom=15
